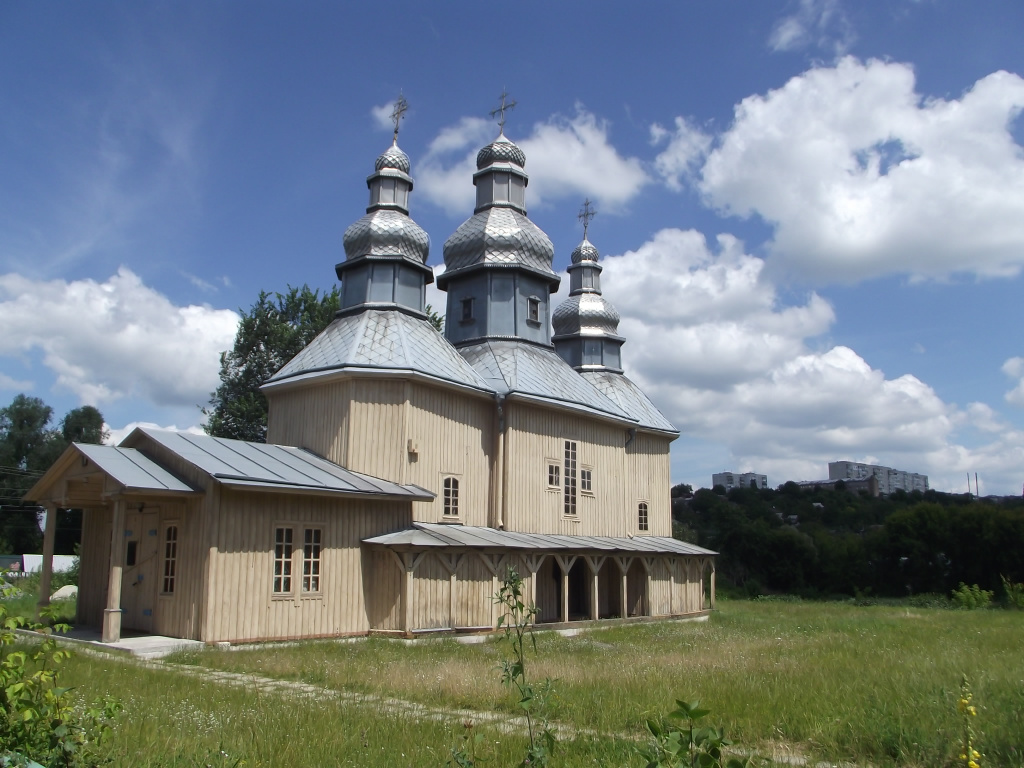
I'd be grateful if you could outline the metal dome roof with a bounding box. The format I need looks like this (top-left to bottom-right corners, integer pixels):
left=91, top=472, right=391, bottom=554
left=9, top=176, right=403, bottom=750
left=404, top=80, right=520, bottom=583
left=442, top=206, right=555, bottom=276
left=571, top=237, right=600, bottom=264
left=375, top=142, right=411, bottom=173
left=552, top=293, right=621, bottom=336
left=343, top=209, right=429, bottom=264
left=476, top=134, right=526, bottom=169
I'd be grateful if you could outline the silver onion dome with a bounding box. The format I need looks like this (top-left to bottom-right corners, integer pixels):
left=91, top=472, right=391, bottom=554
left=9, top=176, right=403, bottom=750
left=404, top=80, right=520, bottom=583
left=476, top=134, right=526, bottom=169
left=343, top=209, right=429, bottom=263
left=341, top=140, right=429, bottom=264
left=571, top=237, right=600, bottom=264
left=443, top=207, right=555, bottom=275
left=375, top=142, right=411, bottom=173
left=552, top=293, right=621, bottom=336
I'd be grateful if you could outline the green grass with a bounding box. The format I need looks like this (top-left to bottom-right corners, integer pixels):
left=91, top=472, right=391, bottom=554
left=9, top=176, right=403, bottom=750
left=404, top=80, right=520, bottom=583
left=157, top=599, right=1024, bottom=767
left=57, top=650, right=637, bottom=767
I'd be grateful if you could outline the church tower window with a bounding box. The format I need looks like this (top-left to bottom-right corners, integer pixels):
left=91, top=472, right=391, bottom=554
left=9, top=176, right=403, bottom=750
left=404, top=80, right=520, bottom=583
left=461, top=297, right=475, bottom=323
left=443, top=476, right=460, bottom=517
left=564, top=440, right=578, bottom=516
left=638, top=502, right=649, bottom=531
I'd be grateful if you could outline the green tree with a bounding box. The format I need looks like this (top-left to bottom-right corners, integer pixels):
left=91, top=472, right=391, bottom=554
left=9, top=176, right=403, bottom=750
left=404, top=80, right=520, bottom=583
left=60, top=405, right=108, bottom=444
left=0, top=395, right=107, bottom=555
left=204, top=285, right=342, bottom=442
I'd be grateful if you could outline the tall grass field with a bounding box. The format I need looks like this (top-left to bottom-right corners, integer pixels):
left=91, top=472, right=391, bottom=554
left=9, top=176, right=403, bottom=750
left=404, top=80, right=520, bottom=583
left=51, top=599, right=1024, bottom=766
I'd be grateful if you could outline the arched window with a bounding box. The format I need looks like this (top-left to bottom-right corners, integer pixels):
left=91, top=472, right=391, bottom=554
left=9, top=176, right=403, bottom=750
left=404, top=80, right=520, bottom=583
left=443, top=477, right=460, bottom=517
left=638, top=502, right=649, bottom=531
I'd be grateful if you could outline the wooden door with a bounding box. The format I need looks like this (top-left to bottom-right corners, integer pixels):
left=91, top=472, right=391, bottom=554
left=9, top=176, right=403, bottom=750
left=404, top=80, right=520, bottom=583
left=120, top=508, right=160, bottom=632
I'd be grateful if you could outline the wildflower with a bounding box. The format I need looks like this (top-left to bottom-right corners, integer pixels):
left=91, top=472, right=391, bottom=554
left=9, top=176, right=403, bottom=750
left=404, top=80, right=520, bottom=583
left=969, top=761, right=979, bottom=768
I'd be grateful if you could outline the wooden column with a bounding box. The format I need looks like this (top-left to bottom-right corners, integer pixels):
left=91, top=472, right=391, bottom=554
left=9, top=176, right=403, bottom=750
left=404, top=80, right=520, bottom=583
left=102, top=498, right=126, bottom=643
left=585, top=555, right=604, bottom=621
left=615, top=556, right=631, bottom=618
left=37, top=502, right=58, bottom=618
left=525, top=555, right=545, bottom=626
left=642, top=557, right=656, bottom=617
left=553, top=555, right=576, bottom=623
left=710, top=564, right=716, bottom=609
left=668, top=558, right=676, bottom=616
left=399, top=551, right=426, bottom=637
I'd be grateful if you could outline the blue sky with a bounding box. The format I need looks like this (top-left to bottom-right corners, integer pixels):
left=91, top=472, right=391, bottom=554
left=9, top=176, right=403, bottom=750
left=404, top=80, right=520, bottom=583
left=1, top=1, right=1022, bottom=494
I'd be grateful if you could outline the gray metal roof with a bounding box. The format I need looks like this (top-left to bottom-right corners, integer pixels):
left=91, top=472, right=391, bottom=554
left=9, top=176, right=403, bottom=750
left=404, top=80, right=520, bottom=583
left=72, top=444, right=197, bottom=494
left=459, top=340, right=633, bottom=421
left=129, top=428, right=433, bottom=500
left=582, top=371, right=679, bottom=435
left=440, top=207, right=556, bottom=282
left=364, top=522, right=716, bottom=556
left=265, top=309, right=494, bottom=392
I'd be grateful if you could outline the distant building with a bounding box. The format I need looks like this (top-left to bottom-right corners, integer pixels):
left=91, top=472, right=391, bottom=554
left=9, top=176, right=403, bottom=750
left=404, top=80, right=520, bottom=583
left=712, top=471, right=768, bottom=491
left=828, top=461, right=928, bottom=495
left=795, top=477, right=880, bottom=497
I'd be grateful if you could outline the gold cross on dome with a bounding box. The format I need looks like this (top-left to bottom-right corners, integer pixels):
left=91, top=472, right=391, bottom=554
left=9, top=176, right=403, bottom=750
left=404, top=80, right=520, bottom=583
left=578, top=198, right=596, bottom=238
left=489, top=89, right=517, bottom=133
left=390, top=93, right=408, bottom=141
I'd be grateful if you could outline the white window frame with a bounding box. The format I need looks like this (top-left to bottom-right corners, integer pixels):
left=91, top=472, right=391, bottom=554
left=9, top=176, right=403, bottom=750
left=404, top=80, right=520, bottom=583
left=563, top=440, right=578, bottom=517
left=580, top=466, right=594, bottom=495
left=160, top=522, right=179, bottom=596
left=273, top=524, right=324, bottom=597
left=442, top=476, right=460, bottom=518
left=546, top=461, right=560, bottom=490
left=638, top=501, right=649, bottom=532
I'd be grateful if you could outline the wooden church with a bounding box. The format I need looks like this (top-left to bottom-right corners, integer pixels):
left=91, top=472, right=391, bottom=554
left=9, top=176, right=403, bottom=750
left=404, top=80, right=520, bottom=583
left=28, top=105, right=716, bottom=644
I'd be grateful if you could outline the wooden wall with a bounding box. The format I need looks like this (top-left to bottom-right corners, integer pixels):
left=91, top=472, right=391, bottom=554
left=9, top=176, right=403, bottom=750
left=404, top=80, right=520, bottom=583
left=77, top=506, right=111, bottom=628
left=503, top=402, right=673, bottom=537
left=267, top=377, right=494, bottom=526
left=202, top=489, right=411, bottom=643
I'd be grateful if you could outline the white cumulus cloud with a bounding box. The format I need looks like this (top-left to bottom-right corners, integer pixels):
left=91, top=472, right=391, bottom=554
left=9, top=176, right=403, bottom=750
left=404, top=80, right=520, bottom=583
left=697, top=57, right=1024, bottom=283
left=1003, top=357, right=1024, bottom=406
left=768, top=0, right=854, bottom=55
left=417, top=108, right=649, bottom=216
left=596, top=228, right=1024, bottom=493
left=0, top=268, right=239, bottom=407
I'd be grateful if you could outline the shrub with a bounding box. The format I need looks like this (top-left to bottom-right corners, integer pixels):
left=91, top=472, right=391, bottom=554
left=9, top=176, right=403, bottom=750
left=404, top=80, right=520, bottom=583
left=1000, top=575, right=1024, bottom=609
left=950, top=583, right=993, bottom=610
left=0, top=573, right=120, bottom=767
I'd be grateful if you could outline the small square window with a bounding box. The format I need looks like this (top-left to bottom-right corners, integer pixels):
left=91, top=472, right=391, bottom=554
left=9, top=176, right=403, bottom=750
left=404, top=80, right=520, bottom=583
left=527, top=296, right=541, bottom=323
left=547, top=462, right=560, bottom=488
left=580, top=468, right=593, bottom=493
left=461, top=297, right=475, bottom=322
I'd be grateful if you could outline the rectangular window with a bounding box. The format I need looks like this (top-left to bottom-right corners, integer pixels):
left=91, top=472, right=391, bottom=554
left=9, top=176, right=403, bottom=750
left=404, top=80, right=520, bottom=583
left=162, top=525, right=178, bottom=594
left=547, top=462, right=560, bottom=488
left=443, top=476, right=460, bottom=516
left=461, top=297, right=475, bottom=322
left=274, top=527, right=293, bottom=594
left=125, top=540, right=137, bottom=567
left=638, top=502, right=649, bottom=531
left=580, top=467, right=593, bottom=494
left=563, top=440, right=577, bottom=516
left=302, top=528, right=322, bottom=593
left=527, top=296, right=541, bottom=323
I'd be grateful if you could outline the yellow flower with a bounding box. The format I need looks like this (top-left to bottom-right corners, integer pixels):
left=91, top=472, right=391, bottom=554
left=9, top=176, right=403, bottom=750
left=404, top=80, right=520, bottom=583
left=968, top=705, right=977, bottom=716
left=968, top=761, right=979, bottom=768
left=973, top=750, right=981, bottom=759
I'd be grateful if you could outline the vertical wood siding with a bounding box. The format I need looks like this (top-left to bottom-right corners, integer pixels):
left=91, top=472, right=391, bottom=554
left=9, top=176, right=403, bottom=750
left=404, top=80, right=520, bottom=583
left=203, top=490, right=411, bottom=643
left=503, top=403, right=673, bottom=537
left=78, top=507, right=111, bottom=627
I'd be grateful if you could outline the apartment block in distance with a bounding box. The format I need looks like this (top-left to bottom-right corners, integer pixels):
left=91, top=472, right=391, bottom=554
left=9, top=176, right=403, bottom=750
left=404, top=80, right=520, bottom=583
left=712, top=471, right=768, bottom=491
left=828, top=461, right=928, bottom=495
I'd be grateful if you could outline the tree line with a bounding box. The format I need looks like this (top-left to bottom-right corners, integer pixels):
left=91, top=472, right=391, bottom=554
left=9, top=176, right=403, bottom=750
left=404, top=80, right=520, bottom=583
left=0, top=394, right=107, bottom=554
left=672, top=482, right=1024, bottom=599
